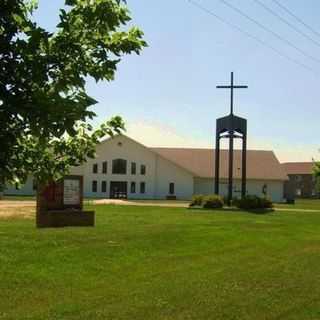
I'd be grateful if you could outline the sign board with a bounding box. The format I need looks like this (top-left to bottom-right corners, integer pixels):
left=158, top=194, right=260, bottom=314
left=63, top=178, right=80, bottom=206
left=36, top=175, right=94, bottom=228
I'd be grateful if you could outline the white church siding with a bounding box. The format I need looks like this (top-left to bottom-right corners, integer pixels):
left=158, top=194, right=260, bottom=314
left=194, top=178, right=239, bottom=197
left=194, top=177, right=284, bottom=202
left=246, top=180, right=284, bottom=203
left=4, top=134, right=286, bottom=202
left=69, top=135, right=194, bottom=200
left=5, top=177, right=36, bottom=196
left=154, top=154, right=194, bottom=200
left=194, top=178, right=214, bottom=195
left=71, top=135, right=157, bottom=199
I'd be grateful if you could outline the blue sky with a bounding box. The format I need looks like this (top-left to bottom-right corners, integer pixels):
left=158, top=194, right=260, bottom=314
left=34, top=0, right=320, bottom=162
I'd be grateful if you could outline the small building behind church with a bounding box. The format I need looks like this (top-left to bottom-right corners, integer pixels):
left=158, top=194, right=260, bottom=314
left=282, top=162, right=319, bottom=198
left=5, top=135, right=288, bottom=202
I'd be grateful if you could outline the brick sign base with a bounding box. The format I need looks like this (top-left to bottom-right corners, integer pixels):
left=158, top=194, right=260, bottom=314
left=36, top=210, right=94, bottom=228
left=36, top=176, right=95, bottom=228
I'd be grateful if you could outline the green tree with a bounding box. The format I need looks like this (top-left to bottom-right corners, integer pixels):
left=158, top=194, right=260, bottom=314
left=313, top=161, right=320, bottom=196
left=0, top=0, right=146, bottom=190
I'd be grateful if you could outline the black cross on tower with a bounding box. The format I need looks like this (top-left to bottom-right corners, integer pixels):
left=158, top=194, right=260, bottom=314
left=215, top=72, right=248, bottom=206
left=216, top=72, right=248, bottom=115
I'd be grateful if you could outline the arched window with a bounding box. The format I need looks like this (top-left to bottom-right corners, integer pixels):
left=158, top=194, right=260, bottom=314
left=112, top=159, right=127, bottom=174
left=131, top=182, right=136, bottom=193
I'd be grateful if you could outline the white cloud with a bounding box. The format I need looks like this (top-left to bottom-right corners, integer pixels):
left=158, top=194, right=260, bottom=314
left=247, top=137, right=320, bottom=163
left=125, top=120, right=320, bottom=163
left=126, top=120, right=210, bottom=148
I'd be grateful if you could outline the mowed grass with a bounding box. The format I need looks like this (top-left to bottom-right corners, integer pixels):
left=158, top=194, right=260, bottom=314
left=276, top=198, right=320, bottom=210
left=1, top=205, right=320, bottom=319
left=2, top=195, right=36, bottom=201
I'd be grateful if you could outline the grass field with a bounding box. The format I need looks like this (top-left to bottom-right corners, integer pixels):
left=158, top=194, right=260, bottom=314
left=276, top=198, right=320, bottom=210
left=1, top=204, right=320, bottom=319
left=2, top=195, right=36, bottom=201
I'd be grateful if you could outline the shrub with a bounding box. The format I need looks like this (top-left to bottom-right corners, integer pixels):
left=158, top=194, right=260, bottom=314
left=232, top=197, right=240, bottom=207
left=222, top=195, right=229, bottom=204
left=202, top=194, right=224, bottom=209
left=189, top=194, right=204, bottom=207
left=238, top=195, right=260, bottom=209
left=259, top=197, right=273, bottom=209
left=234, top=195, right=273, bottom=210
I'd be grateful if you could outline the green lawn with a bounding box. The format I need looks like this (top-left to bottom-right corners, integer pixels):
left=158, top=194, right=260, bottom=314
left=2, top=195, right=36, bottom=201
left=1, top=205, right=320, bottom=319
left=276, top=198, right=320, bottom=210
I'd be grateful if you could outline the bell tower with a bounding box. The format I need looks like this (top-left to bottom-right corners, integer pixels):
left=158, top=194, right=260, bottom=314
left=215, top=72, right=248, bottom=206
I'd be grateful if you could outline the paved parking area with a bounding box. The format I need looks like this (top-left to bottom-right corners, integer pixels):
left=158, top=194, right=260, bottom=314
left=91, top=199, right=190, bottom=208
left=1, top=199, right=320, bottom=219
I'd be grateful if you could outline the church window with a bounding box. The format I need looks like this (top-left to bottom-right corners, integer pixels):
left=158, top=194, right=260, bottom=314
left=169, top=183, right=175, bottom=195
left=112, top=159, right=127, bottom=174
left=102, top=161, right=108, bottom=174
left=140, top=182, right=146, bottom=194
left=131, top=162, right=136, bottom=175
left=92, top=181, right=98, bottom=193
left=101, top=181, right=107, bottom=193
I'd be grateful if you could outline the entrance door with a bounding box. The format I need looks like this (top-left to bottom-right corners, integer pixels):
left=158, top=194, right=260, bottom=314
left=110, top=181, right=127, bottom=199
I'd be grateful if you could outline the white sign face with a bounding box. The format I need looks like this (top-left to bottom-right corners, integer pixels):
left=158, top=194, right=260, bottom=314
left=63, top=179, right=80, bottom=205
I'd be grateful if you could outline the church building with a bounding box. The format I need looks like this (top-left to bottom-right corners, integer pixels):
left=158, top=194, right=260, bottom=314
left=5, top=134, right=288, bottom=202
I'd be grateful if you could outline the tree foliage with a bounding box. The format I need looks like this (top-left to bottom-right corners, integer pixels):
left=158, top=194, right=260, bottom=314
left=313, top=161, right=320, bottom=194
left=0, top=0, right=146, bottom=189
